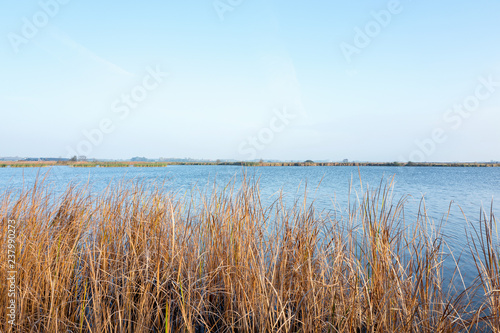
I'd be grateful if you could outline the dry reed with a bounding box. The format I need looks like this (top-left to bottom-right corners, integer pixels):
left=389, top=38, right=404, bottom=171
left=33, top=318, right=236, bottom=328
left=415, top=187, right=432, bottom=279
left=0, top=175, right=498, bottom=332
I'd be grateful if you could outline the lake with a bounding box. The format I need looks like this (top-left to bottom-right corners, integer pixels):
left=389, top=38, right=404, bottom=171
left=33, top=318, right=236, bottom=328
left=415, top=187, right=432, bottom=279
left=1, top=165, right=499, bottom=287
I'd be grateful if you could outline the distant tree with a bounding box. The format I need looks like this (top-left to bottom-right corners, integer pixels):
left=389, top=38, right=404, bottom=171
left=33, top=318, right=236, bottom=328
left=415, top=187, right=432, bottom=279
left=131, top=157, right=148, bottom=162
left=304, top=160, right=314, bottom=164
left=216, top=159, right=221, bottom=164
left=70, top=156, right=77, bottom=162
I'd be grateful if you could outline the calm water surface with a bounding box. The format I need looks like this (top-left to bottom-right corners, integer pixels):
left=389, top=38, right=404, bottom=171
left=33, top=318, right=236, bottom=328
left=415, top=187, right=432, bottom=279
left=1, top=165, right=499, bottom=286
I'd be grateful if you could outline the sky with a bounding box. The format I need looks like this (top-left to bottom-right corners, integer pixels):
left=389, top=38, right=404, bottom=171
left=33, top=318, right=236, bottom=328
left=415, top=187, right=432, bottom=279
left=1, top=0, right=500, bottom=162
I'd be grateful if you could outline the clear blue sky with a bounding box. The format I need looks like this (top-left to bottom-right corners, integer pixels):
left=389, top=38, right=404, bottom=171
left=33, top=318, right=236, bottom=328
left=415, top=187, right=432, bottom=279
left=1, top=0, right=500, bottom=162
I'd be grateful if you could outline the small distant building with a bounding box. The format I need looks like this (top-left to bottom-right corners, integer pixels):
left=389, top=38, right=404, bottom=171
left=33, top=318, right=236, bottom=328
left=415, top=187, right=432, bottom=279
left=343, top=159, right=349, bottom=163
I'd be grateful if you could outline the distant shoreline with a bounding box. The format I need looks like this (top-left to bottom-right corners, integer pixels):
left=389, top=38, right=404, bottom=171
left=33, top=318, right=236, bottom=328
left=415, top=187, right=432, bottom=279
left=1, top=161, right=499, bottom=168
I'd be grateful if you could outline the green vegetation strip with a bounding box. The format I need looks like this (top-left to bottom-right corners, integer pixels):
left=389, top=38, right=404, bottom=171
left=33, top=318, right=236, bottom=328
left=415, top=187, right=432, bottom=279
left=1, top=161, right=499, bottom=168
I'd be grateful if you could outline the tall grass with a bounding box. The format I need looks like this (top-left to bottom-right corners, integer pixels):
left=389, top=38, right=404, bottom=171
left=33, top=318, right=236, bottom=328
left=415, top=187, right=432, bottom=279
left=0, top=176, right=498, bottom=332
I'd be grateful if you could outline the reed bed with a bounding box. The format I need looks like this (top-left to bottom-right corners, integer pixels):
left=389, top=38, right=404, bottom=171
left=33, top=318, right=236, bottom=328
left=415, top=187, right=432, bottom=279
left=0, top=176, right=498, bottom=332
